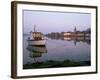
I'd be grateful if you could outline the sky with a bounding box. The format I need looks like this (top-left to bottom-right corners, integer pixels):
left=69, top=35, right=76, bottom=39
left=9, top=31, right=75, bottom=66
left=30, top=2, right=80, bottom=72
left=23, top=10, right=91, bottom=34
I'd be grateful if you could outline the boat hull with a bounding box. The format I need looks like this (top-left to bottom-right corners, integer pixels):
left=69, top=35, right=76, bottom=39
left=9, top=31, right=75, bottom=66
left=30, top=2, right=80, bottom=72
left=27, top=39, right=46, bottom=46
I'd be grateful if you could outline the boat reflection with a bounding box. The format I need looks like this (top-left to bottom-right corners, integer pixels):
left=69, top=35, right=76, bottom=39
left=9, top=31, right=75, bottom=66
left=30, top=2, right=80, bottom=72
left=27, top=45, right=47, bottom=53
left=26, top=45, right=47, bottom=62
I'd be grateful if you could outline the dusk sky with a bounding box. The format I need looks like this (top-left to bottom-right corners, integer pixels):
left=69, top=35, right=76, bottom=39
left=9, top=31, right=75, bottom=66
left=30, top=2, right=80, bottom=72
left=23, top=10, right=91, bottom=34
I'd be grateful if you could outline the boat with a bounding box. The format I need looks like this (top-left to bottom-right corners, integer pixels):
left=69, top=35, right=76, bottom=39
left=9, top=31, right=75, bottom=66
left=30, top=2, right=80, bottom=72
left=27, top=39, right=46, bottom=46
left=27, top=24, right=46, bottom=46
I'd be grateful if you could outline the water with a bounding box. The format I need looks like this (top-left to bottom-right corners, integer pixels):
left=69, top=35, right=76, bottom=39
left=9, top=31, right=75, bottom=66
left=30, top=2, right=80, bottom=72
left=23, top=35, right=90, bottom=65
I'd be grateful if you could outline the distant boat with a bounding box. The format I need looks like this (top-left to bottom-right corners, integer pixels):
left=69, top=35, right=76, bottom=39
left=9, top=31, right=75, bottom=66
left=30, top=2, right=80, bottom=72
left=27, top=24, right=46, bottom=46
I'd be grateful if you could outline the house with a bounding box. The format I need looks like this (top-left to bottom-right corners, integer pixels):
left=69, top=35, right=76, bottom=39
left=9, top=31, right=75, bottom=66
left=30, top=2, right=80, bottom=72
left=61, top=32, right=72, bottom=37
left=76, top=31, right=85, bottom=37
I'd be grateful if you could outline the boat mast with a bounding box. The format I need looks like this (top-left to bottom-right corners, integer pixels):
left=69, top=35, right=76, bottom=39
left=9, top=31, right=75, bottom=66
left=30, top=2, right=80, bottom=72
left=34, top=24, right=37, bottom=32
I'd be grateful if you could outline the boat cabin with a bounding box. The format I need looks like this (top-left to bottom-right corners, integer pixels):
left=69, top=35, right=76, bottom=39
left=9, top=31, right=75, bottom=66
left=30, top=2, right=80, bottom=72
left=32, top=32, right=44, bottom=40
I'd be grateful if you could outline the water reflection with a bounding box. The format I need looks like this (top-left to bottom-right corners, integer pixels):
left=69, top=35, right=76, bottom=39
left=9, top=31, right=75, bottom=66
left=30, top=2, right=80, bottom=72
left=23, top=35, right=90, bottom=68
left=46, top=35, right=90, bottom=45
left=26, top=45, right=47, bottom=62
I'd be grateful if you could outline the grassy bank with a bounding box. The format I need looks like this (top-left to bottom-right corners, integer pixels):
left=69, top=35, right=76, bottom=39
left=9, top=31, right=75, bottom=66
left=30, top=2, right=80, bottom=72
left=23, top=59, right=90, bottom=69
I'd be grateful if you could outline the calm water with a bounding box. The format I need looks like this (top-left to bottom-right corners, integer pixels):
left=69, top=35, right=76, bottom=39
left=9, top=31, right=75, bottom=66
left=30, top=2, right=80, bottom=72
left=23, top=35, right=90, bottom=65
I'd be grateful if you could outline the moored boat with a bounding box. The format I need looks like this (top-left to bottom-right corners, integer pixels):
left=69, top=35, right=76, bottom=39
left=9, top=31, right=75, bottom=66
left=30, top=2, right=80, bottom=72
left=27, top=24, right=46, bottom=46
left=27, top=39, right=46, bottom=46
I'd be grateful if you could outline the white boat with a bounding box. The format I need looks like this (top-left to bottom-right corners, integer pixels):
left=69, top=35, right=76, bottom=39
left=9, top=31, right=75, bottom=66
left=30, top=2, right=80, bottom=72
left=27, top=39, right=46, bottom=46
left=27, top=24, right=46, bottom=46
